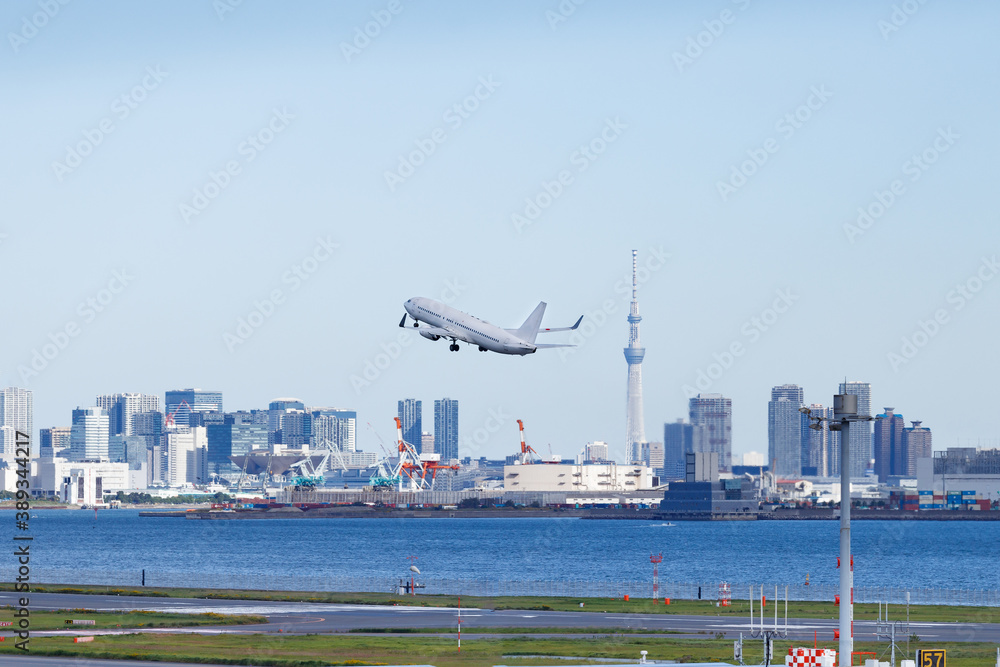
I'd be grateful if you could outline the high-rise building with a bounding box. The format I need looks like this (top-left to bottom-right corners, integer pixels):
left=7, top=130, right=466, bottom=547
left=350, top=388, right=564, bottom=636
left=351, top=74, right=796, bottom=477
left=585, top=441, right=610, bottom=462
left=206, top=412, right=267, bottom=477
left=434, top=398, right=459, bottom=461
left=310, top=409, right=356, bottom=451
left=70, top=407, right=110, bottom=461
left=689, top=393, right=732, bottom=471
left=873, top=408, right=906, bottom=482
left=96, top=393, right=159, bottom=436
left=166, top=427, right=208, bottom=485
left=421, top=432, right=435, bottom=454
left=901, top=420, right=932, bottom=477
left=640, top=441, right=664, bottom=472
left=801, top=403, right=836, bottom=477
left=39, top=426, right=71, bottom=458
left=768, top=384, right=804, bottom=478
left=267, top=398, right=306, bottom=446
left=623, top=250, right=647, bottom=464
left=663, top=420, right=704, bottom=481
left=164, top=389, right=223, bottom=427
left=742, top=451, right=765, bottom=467
left=0, top=387, right=33, bottom=456
left=133, top=410, right=164, bottom=452
left=398, top=399, right=422, bottom=451
left=839, top=381, right=872, bottom=477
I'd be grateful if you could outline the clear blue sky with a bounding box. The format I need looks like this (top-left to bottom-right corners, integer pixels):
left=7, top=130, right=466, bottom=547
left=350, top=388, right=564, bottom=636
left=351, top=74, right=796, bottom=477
left=3, top=0, right=998, bottom=461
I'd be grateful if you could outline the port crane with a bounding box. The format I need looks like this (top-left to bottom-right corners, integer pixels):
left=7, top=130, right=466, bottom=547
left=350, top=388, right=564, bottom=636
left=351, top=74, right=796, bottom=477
left=389, top=417, right=459, bottom=491
left=516, top=419, right=541, bottom=464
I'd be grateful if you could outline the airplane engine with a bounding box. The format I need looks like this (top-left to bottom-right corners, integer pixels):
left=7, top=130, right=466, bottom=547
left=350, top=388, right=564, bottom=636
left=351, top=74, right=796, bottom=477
left=419, top=331, right=440, bottom=341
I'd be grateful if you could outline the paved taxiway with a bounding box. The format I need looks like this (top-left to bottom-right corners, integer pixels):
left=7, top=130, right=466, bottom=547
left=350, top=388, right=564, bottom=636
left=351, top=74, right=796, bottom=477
left=2, top=592, right=998, bottom=644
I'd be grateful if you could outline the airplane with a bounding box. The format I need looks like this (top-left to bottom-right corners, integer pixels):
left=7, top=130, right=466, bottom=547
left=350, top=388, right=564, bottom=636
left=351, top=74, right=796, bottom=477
left=400, top=297, right=583, bottom=355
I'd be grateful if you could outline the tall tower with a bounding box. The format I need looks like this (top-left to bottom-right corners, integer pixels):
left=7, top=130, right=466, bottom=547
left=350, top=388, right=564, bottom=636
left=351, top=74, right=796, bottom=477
left=624, top=250, right=646, bottom=463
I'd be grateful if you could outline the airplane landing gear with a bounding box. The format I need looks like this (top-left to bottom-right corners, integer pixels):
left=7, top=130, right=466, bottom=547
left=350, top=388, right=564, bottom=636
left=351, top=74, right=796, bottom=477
left=413, top=322, right=419, bottom=327
left=449, top=343, right=459, bottom=352
left=478, top=346, right=487, bottom=352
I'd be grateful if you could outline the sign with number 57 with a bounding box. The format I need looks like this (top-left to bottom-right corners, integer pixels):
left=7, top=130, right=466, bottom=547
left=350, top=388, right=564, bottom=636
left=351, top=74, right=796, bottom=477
left=917, top=649, right=946, bottom=667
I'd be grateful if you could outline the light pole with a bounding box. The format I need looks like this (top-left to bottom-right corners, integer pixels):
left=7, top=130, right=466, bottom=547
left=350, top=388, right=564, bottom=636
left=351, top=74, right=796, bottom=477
left=801, top=394, right=877, bottom=666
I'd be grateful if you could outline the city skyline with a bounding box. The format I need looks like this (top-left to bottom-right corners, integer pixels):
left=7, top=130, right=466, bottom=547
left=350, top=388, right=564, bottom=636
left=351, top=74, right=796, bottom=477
left=3, top=2, right=998, bottom=464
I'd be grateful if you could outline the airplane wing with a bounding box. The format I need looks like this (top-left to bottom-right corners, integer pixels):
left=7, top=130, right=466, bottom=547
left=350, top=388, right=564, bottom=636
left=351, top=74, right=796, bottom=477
left=537, top=315, right=583, bottom=333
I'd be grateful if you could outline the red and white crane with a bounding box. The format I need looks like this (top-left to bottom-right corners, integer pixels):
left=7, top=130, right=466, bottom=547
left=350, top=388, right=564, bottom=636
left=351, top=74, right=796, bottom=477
left=516, top=419, right=541, bottom=465
left=391, top=417, right=459, bottom=491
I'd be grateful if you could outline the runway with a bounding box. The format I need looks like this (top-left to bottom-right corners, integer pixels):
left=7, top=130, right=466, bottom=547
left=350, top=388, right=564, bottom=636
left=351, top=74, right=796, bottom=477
left=3, top=592, right=999, bottom=644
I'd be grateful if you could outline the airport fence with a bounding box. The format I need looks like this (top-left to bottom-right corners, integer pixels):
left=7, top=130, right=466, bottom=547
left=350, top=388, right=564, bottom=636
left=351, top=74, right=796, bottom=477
left=16, top=568, right=1000, bottom=607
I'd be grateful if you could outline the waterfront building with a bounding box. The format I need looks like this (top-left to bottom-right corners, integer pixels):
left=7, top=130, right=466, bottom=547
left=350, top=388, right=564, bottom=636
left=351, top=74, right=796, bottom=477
left=839, top=381, right=872, bottom=477
left=44, top=460, right=133, bottom=505
left=39, top=426, right=71, bottom=458
left=434, top=398, right=459, bottom=461
left=901, top=420, right=932, bottom=476
left=688, top=393, right=732, bottom=471
left=398, top=399, right=422, bottom=451
left=623, top=250, right=647, bottom=464
left=768, top=384, right=804, bottom=478
left=504, top=461, right=654, bottom=492
left=0, top=387, right=33, bottom=456
left=95, top=393, right=159, bottom=436
left=310, top=409, right=356, bottom=451
left=742, top=451, right=765, bottom=466
left=164, top=388, right=223, bottom=427
left=69, top=407, right=110, bottom=461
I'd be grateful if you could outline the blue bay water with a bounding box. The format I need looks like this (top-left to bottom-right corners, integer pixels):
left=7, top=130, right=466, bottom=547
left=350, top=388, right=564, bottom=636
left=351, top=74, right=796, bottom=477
left=4, top=511, right=999, bottom=592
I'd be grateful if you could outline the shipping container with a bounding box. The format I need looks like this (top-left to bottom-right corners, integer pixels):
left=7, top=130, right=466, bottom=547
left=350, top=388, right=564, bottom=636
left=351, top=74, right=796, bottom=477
left=918, top=490, right=933, bottom=495
left=961, top=490, right=976, bottom=495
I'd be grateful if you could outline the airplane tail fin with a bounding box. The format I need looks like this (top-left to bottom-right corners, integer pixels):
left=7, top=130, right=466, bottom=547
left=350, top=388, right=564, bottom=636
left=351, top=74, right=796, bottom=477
left=514, top=301, right=547, bottom=344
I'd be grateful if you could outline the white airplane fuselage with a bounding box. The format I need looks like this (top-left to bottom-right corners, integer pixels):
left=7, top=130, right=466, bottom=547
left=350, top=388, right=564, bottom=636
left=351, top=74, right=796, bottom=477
left=404, top=297, right=536, bottom=355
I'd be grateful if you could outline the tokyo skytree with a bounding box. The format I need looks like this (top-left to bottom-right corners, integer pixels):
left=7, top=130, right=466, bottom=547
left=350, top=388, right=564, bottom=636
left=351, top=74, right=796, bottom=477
left=623, top=249, right=646, bottom=463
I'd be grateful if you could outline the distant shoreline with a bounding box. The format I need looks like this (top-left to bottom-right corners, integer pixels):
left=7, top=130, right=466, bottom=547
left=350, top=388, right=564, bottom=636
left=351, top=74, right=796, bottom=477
left=135, top=506, right=1000, bottom=521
